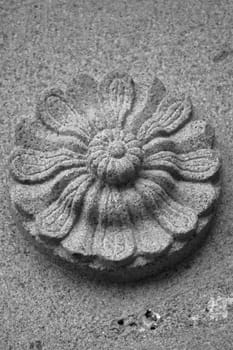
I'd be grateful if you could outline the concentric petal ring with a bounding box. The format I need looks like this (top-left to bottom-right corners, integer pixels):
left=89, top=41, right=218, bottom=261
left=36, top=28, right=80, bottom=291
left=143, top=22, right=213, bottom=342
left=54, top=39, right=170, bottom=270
left=87, top=128, right=142, bottom=185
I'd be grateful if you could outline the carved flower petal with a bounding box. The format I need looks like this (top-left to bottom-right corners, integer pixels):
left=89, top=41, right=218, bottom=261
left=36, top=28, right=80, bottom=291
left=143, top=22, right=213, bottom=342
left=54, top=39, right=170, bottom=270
left=36, top=174, right=93, bottom=240
left=143, top=149, right=220, bottom=181
left=139, top=169, right=175, bottom=192
left=138, top=95, right=192, bottom=142
left=15, top=118, right=88, bottom=154
left=61, top=182, right=101, bottom=257
left=66, top=74, right=105, bottom=131
left=66, top=74, right=98, bottom=114
left=92, top=187, right=135, bottom=263
left=172, top=181, right=219, bottom=216
left=10, top=168, right=87, bottom=217
left=61, top=211, right=93, bottom=258
left=135, top=178, right=198, bottom=239
left=123, top=186, right=173, bottom=257
left=135, top=217, right=173, bottom=257
left=98, top=72, right=136, bottom=128
left=10, top=147, right=86, bottom=183
left=36, top=199, right=75, bottom=240
left=170, top=120, right=215, bottom=153
left=37, top=88, right=92, bottom=139
left=140, top=170, right=219, bottom=216
left=143, top=121, right=215, bottom=157
left=97, top=186, right=130, bottom=224
left=129, top=77, right=166, bottom=133
left=93, top=223, right=135, bottom=264
left=143, top=137, right=175, bottom=156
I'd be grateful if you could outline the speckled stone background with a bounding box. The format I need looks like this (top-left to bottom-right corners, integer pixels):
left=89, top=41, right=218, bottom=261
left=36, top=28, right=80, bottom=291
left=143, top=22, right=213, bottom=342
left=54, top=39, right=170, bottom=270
left=1, top=0, right=233, bottom=349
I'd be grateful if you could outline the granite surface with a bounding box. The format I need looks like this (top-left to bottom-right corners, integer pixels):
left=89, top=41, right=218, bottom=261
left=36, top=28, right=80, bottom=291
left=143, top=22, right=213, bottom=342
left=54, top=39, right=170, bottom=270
left=1, top=0, right=233, bottom=349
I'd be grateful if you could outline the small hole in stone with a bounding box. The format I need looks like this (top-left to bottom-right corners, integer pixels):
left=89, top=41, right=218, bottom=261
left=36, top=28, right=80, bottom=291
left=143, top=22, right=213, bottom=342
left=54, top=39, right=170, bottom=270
left=117, top=319, right=124, bottom=326
left=145, top=309, right=152, bottom=318
left=129, top=321, right=137, bottom=327
left=72, top=253, right=92, bottom=263
left=150, top=325, right=156, bottom=330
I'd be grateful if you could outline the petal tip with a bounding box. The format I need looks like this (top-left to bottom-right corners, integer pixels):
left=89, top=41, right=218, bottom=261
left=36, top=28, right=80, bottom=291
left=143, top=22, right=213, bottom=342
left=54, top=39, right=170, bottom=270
left=98, top=71, right=136, bottom=128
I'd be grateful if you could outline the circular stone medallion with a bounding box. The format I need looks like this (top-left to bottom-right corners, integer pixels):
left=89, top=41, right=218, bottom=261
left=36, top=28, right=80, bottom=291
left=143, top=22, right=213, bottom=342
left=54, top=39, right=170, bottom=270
left=8, top=72, right=221, bottom=281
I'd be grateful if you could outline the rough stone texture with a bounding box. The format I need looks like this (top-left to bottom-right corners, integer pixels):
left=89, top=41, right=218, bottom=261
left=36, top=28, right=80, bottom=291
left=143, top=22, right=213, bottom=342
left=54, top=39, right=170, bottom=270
left=1, top=0, right=233, bottom=349
left=8, top=72, right=220, bottom=281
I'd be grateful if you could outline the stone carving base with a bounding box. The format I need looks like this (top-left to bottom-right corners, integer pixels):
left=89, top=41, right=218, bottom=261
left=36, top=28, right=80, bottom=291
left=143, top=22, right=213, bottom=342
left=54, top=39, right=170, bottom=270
left=8, top=72, right=221, bottom=281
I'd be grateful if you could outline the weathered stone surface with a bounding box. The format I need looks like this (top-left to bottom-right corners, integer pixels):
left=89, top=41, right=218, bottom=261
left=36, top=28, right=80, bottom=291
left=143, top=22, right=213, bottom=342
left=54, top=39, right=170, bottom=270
left=8, top=72, right=221, bottom=280
left=2, top=1, right=233, bottom=349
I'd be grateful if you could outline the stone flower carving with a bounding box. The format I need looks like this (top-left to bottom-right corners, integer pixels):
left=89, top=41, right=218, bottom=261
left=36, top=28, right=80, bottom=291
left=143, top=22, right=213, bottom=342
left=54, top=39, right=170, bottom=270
left=8, top=72, right=221, bottom=280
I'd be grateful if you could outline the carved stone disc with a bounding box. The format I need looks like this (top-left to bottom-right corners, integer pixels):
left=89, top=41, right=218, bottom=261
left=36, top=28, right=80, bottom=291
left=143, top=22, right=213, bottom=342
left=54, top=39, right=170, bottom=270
left=8, top=72, right=221, bottom=281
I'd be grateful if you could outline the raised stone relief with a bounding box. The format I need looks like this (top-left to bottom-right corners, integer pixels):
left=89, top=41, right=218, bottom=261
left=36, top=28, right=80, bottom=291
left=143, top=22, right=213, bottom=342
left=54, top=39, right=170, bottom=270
left=8, top=71, right=221, bottom=280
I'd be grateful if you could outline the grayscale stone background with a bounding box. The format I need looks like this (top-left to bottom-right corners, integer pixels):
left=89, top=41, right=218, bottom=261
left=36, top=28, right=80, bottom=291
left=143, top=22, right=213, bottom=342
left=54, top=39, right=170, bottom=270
left=1, top=0, right=233, bottom=349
